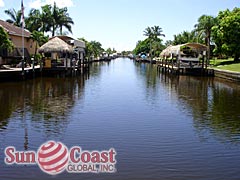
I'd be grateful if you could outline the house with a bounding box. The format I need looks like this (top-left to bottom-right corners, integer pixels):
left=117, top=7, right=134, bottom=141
left=0, top=19, right=36, bottom=65
left=56, top=35, right=85, bottom=62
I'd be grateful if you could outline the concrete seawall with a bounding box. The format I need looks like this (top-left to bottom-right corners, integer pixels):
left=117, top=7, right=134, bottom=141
left=214, top=69, right=240, bottom=82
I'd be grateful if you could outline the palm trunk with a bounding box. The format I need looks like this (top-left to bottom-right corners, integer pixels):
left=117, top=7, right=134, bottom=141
left=52, top=25, right=55, bottom=37
left=207, top=31, right=211, bottom=61
left=60, top=26, right=62, bottom=35
left=34, top=43, right=38, bottom=60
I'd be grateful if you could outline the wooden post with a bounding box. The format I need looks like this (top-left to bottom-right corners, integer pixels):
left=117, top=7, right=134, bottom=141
left=164, top=57, right=167, bottom=74
left=202, top=51, right=206, bottom=75
left=177, top=55, right=180, bottom=75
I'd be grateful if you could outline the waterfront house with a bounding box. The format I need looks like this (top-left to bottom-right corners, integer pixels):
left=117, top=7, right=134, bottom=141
left=0, top=19, right=36, bottom=65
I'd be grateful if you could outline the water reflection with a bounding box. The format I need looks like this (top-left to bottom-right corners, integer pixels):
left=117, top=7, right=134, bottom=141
left=0, top=76, right=87, bottom=138
left=157, top=72, right=240, bottom=142
left=134, top=62, right=160, bottom=107
left=0, top=59, right=240, bottom=180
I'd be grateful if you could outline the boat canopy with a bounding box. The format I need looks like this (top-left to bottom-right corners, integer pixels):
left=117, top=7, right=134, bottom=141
left=160, top=43, right=207, bottom=58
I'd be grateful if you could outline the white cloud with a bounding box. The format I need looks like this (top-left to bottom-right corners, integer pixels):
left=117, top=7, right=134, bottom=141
left=29, top=0, right=74, bottom=9
left=0, top=0, right=4, bottom=7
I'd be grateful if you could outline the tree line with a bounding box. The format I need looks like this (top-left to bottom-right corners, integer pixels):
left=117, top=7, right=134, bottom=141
left=5, top=2, right=74, bottom=36
left=134, top=7, right=240, bottom=61
left=2, top=2, right=74, bottom=59
left=2, top=3, right=114, bottom=60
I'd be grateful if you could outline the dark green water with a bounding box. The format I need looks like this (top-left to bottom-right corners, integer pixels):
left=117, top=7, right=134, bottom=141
left=0, top=58, right=240, bottom=180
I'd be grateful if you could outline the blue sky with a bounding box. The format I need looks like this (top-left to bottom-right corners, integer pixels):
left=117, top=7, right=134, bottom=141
left=0, top=0, right=239, bottom=51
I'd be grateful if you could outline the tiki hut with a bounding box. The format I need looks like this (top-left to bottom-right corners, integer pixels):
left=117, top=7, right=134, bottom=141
left=39, top=37, right=74, bottom=68
left=39, top=37, right=73, bottom=54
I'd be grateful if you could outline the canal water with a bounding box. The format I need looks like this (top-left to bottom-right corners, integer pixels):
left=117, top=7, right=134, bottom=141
left=0, top=58, right=240, bottom=180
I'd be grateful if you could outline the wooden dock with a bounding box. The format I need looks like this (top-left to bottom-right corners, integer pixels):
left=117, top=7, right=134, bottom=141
left=156, top=60, right=214, bottom=76
left=135, top=58, right=156, bottom=64
left=0, top=65, right=41, bottom=81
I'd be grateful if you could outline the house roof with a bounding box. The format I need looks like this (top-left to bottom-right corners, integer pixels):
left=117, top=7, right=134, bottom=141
left=55, top=35, right=86, bottom=48
left=0, top=19, right=31, bottom=37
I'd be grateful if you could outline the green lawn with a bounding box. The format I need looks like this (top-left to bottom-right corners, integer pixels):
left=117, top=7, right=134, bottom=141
left=210, top=58, right=240, bottom=72
left=209, top=58, right=234, bottom=66
left=214, top=63, right=240, bottom=72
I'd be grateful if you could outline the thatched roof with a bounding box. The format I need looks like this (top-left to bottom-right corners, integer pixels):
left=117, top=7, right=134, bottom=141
left=160, top=43, right=207, bottom=57
left=39, top=37, right=73, bottom=53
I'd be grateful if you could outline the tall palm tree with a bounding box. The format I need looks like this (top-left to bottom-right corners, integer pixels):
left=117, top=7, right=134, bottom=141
left=90, top=41, right=104, bottom=58
left=50, top=2, right=74, bottom=37
left=26, top=5, right=52, bottom=34
left=51, top=2, right=60, bottom=37
left=151, top=26, right=165, bottom=40
left=4, top=8, right=22, bottom=27
left=41, top=5, right=53, bottom=34
left=143, top=26, right=165, bottom=59
left=143, top=26, right=165, bottom=40
left=26, top=3, right=74, bottom=37
left=195, top=15, right=216, bottom=60
left=25, top=9, right=42, bottom=32
left=58, top=7, right=74, bottom=35
left=143, top=27, right=153, bottom=38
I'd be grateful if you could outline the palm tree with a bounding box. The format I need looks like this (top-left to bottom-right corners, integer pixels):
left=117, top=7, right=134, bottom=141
left=41, top=5, right=53, bottom=34
left=90, top=41, right=104, bottom=58
left=50, top=2, right=74, bottom=37
left=165, top=40, right=173, bottom=47
left=144, top=26, right=165, bottom=40
left=58, top=7, right=74, bottom=35
left=195, top=15, right=216, bottom=60
left=26, top=3, right=73, bottom=37
left=25, top=9, right=42, bottom=32
left=4, top=8, right=22, bottom=27
left=143, top=26, right=165, bottom=59
left=151, top=26, right=165, bottom=40
left=51, top=2, right=60, bottom=37
left=143, top=27, right=153, bottom=38
left=30, top=30, right=48, bottom=59
left=26, top=5, right=52, bottom=35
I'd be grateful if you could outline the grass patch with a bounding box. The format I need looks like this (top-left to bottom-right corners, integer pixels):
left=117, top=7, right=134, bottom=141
left=214, top=63, right=240, bottom=72
left=210, top=58, right=240, bottom=72
left=209, top=58, right=234, bottom=66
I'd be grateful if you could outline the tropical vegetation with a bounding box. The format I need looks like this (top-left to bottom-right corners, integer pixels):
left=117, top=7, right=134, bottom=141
left=172, top=30, right=204, bottom=45
left=78, top=38, right=104, bottom=60
left=0, top=26, right=14, bottom=52
left=4, top=8, right=22, bottom=27
left=133, top=26, right=165, bottom=57
left=30, top=31, right=48, bottom=60
left=27, top=3, right=73, bottom=36
left=2, top=4, right=240, bottom=64
left=3, top=3, right=74, bottom=60
left=194, top=15, right=217, bottom=60
left=212, top=8, right=240, bottom=62
left=133, top=7, right=240, bottom=66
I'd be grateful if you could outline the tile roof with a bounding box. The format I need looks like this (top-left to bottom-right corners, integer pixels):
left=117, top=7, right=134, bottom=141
left=0, top=19, right=31, bottom=37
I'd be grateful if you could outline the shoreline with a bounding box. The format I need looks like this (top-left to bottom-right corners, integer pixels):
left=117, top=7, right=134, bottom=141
left=213, top=69, right=240, bottom=82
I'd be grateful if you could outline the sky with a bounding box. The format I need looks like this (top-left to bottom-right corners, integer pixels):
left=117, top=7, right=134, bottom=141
left=0, top=0, right=239, bottom=51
